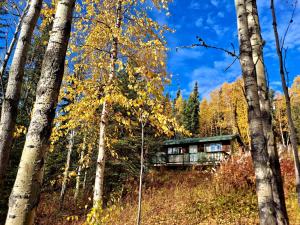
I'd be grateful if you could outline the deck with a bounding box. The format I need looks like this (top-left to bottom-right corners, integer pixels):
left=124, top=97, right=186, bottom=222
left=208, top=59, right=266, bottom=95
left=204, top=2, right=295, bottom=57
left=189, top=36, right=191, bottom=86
left=151, top=151, right=230, bottom=166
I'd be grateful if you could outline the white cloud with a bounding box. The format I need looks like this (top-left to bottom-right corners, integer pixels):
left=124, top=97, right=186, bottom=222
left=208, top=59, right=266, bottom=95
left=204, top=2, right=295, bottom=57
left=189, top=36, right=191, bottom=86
left=217, top=12, right=224, bottom=18
left=210, top=0, right=218, bottom=7
left=206, top=14, right=214, bottom=25
left=260, top=11, right=300, bottom=58
left=168, top=48, right=204, bottom=68
left=187, top=55, right=241, bottom=98
left=195, top=18, right=203, bottom=27
left=270, top=81, right=282, bottom=87
left=212, top=25, right=229, bottom=36
left=189, top=1, right=201, bottom=10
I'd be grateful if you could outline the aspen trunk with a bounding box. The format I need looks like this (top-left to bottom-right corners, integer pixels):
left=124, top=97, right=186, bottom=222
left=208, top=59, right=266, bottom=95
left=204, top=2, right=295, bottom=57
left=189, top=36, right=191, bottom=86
left=234, top=0, right=277, bottom=224
left=0, top=0, right=42, bottom=188
left=246, top=1, right=288, bottom=223
left=279, top=119, right=286, bottom=147
left=60, top=130, right=75, bottom=209
left=74, top=149, right=84, bottom=200
left=0, top=1, right=30, bottom=80
left=271, top=0, right=300, bottom=206
left=93, top=0, right=122, bottom=207
left=136, top=123, right=144, bottom=225
left=5, top=1, right=75, bottom=224
left=83, top=170, right=87, bottom=191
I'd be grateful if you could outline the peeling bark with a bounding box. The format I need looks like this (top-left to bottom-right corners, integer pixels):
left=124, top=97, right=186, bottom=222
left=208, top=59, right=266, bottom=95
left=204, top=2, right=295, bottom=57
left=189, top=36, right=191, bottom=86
left=5, top=1, right=75, bottom=224
left=234, top=0, right=277, bottom=224
left=246, top=0, right=288, bottom=223
left=0, top=0, right=42, bottom=188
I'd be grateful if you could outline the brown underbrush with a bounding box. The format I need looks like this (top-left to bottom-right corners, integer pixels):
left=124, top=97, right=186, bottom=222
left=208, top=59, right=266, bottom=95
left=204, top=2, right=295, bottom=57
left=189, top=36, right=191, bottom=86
left=36, top=152, right=300, bottom=225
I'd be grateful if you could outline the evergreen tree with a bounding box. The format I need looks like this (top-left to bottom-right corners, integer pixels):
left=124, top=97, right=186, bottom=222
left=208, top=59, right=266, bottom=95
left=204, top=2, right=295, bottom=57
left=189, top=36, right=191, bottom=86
left=173, top=89, right=181, bottom=111
left=183, top=82, right=200, bottom=135
left=173, top=90, right=185, bottom=126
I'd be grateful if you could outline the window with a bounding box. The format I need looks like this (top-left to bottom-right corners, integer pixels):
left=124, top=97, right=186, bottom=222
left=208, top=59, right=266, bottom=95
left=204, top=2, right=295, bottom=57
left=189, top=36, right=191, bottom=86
left=189, top=145, right=198, bottom=153
left=205, top=143, right=222, bottom=152
left=189, top=145, right=198, bottom=162
left=167, top=147, right=182, bottom=154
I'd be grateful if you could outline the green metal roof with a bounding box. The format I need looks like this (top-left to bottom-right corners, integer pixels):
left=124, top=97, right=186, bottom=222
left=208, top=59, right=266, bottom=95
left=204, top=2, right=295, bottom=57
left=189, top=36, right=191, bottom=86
left=163, top=134, right=239, bottom=146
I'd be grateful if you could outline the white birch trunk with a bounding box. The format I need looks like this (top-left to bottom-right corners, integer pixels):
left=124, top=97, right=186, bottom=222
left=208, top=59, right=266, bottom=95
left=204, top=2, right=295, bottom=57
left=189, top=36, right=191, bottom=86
left=136, top=123, right=144, bottom=225
left=0, top=1, right=30, bottom=81
left=93, top=0, right=122, bottom=207
left=59, top=130, right=75, bottom=209
left=5, top=1, right=75, bottom=224
left=271, top=0, right=300, bottom=206
left=83, top=170, right=87, bottom=192
left=74, top=148, right=84, bottom=200
left=279, top=118, right=286, bottom=147
left=235, top=0, right=277, bottom=224
left=0, top=0, right=42, bottom=188
left=246, top=1, right=288, bottom=223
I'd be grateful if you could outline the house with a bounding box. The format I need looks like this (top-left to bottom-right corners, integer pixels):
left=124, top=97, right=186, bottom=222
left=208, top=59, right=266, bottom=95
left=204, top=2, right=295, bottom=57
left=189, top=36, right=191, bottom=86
left=151, top=134, right=242, bottom=167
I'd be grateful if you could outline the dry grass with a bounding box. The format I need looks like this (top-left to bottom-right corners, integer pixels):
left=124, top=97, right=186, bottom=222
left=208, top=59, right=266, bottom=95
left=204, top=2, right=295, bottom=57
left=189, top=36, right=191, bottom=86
left=37, top=153, right=300, bottom=225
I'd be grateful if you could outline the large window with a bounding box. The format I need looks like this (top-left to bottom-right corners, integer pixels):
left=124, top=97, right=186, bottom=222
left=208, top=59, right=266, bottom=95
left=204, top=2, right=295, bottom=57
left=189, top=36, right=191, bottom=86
left=189, top=145, right=198, bottom=162
left=205, top=143, right=222, bottom=152
left=167, top=147, right=182, bottom=154
left=189, top=145, right=198, bottom=153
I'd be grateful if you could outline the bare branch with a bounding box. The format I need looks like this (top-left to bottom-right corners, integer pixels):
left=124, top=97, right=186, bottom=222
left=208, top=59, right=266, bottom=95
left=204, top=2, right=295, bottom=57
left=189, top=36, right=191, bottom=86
left=281, top=0, right=297, bottom=50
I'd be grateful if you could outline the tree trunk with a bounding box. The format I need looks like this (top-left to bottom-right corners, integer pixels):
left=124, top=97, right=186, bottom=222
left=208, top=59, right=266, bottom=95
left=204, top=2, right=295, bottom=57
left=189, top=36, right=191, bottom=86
left=93, top=0, right=122, bottom=207
left=234, top=0, right=277, bottom=224
left=279, top=117, right=286, bottom=147
left=136, top=123, right=144, bottom=225
left=271, top=0, right=300, bottom=206
left=0, top=0, right=42, bottom=188
left=83, top=170, right=87, bottom=192
left=74, top=148, right=84, bottom=200
left=246, top=1, right=288, bottom=223
left=5, top=1, right=75, bottom=224
left=60, top=130, right=75, bottom=209
left=0, top=1, right=30, bottom=90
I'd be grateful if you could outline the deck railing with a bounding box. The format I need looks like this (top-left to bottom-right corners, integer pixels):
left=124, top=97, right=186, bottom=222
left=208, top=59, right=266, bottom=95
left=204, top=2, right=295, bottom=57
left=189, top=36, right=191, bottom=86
left=151, top=151, right=229, bottom=166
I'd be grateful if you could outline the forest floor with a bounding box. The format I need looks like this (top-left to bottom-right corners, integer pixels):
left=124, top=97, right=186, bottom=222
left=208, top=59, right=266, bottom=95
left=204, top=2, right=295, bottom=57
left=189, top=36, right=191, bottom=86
left=36, top=153, right=300, bottom=225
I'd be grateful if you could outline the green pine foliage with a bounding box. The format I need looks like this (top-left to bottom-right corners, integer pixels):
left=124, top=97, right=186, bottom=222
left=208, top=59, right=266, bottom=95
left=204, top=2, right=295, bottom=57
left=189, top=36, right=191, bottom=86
left=183, top=82, right=200, bottom=136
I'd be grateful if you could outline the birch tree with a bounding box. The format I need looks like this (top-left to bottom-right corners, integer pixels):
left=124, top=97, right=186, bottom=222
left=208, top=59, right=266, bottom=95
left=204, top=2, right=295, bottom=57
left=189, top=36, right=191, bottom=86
left=246, top=0, right=288, bottom=223
left=72, top=0, right=171, bottom=207
left=0, top=1, right=30, bottom=84
left=5, top=0, right=75, bottom=224
left=93, top=0, right=123, bottom=207
left=234, top=0, right=277, bottom=224
left=0, top=0, right=42, bottom=188
left=271, top=0, right=300, bottom=206
left=59, top=130, right=75, bottom=209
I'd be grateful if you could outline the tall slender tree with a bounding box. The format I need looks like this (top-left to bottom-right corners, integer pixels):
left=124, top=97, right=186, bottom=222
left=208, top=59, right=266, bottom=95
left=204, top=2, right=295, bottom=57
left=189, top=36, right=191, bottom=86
left=5, top=0, right=76, bottom=224
left=0, top=0, right=42, bottom=187
left=59, top=130, right=75, bottom=209
left=234, top=0, right=277, bottom=224
left=246, top=1, right=288, bottom=223
left=271, top=0, right=300, bottom=206
left=93, top=0, right=123, bottom=207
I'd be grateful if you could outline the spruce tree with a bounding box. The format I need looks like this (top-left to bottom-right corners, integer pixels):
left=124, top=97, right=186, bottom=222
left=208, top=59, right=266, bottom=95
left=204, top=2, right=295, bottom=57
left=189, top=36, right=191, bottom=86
left=183, top=82, right=200, bottom=135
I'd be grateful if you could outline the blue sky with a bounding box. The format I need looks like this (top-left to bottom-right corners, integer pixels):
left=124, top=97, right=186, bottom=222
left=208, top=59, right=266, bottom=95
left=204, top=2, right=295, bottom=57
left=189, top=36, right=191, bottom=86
left=155, top=0, right=300, bottom=99
left=1, top=0, right=299, bottom=101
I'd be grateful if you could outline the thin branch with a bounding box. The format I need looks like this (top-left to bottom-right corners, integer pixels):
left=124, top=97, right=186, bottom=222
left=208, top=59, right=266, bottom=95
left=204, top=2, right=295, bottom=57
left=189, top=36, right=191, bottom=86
left=177, top=36, right=239, bottom=58
left=177, top=37, right=239, bottom=72
left=281, top=0, right=297, bottom=50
